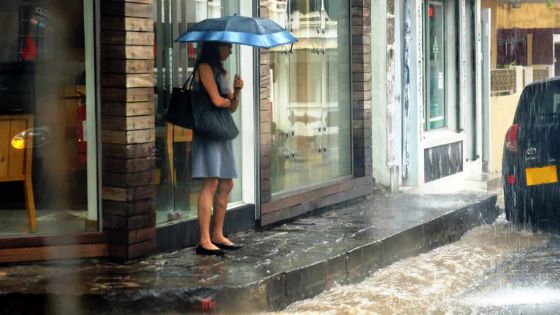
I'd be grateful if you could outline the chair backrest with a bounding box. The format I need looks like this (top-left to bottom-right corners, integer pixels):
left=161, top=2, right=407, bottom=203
left=169, top=124, right=193, bottom=143
left=0, top=114, right=33, bottom=181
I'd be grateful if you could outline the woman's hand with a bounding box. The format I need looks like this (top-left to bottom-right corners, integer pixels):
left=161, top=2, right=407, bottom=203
left=233, top=74, right=244, bottom=90
left=228, top=74, right=243, bottom=113
left=222, top=98, right=232, bottom=108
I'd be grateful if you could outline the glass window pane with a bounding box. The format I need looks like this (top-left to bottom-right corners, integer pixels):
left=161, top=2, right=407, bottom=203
left=0, top=1, right=97, bottom=236
left=269, top=0, right=351, bottom=194
left=153, top=0, right=241, bottom=225
left=425, top=1, right=446, bottom=130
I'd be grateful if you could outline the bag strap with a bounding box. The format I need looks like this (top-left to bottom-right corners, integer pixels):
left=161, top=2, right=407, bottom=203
left=182, top=64, right=198, bottom=90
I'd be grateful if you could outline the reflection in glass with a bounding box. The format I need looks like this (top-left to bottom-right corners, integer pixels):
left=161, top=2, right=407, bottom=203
left=268, top=0, right=351, bottom=194
left=153, top=0, right=241, bottom=225
left=0, top=1, right=96, bottom=236
left=11, top=127, right=50, bottom=149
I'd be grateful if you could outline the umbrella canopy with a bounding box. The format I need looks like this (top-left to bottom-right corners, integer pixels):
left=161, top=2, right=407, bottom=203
left=175, top=15, right=297, bottom=48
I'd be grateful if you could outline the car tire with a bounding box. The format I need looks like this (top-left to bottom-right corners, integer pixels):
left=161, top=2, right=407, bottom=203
left=504, top=186, right=514, bottom=222
left=505, top=186, right=528, bottom=226
left=515, top=191, right=528, bottom=226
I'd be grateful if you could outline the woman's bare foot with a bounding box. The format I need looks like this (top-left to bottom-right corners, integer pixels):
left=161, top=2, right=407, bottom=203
left=199, top=240, right=220, bottom=250
left=211, top=235, right=233, bottom=246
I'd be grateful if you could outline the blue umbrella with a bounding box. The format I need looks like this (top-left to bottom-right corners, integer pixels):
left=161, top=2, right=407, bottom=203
left=175, top=15, right=297, bottom=49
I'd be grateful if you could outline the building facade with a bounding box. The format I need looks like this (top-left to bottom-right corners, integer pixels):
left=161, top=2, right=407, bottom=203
left=373, top=0, right=486, bottom=190
left=0, top=0, right=373, bottom=262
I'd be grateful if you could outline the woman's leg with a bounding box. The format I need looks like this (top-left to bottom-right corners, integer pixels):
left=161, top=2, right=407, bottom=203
left=211, top=178, right=234, bottom=245
left=198, top=178, right=219, bottom=250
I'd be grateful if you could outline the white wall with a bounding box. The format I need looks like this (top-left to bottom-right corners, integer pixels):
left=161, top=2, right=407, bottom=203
left=401, top=0, right=424, bottom=187
left=371, top=0, right=389, bottom=186
left=489, top=93, right=518, bottom=173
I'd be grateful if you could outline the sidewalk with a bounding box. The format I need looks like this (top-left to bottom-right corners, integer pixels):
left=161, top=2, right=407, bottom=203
left=0, top=186, right=500, bottom=314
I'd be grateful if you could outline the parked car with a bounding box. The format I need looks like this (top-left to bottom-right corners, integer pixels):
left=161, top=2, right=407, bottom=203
left=502, top=77, right=560, bottom=226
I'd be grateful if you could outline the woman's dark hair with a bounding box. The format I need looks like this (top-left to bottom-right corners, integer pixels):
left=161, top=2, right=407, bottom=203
left=196, top=42, right=226, bottom=74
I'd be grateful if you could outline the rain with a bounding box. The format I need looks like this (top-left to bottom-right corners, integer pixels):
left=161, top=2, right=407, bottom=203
left=3, top=0, right=560, bottom=314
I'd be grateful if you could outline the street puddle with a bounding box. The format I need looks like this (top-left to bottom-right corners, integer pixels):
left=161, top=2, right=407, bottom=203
left=267, top=214, right=551, bottom=314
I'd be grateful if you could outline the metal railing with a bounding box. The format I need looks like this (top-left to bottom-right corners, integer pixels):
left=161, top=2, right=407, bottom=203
left=490, top=68, right=516, bottom=95
left=491, top=65, right=553, bottom=96
left=533, top=67, right=550, bottom=82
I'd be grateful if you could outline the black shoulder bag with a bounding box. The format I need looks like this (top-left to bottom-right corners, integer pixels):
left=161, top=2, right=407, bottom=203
left=164, top=67, right=197, bottom=129
left=191, top=74, right=239, bottom=141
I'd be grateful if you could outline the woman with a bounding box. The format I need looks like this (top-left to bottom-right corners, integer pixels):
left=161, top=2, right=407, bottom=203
left=192, top=42, right=244, bottom=256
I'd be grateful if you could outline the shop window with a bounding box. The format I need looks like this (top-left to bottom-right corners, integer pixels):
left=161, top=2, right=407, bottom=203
left=153, top=0, right=241, bottom=224
left=424, top=1, right=446, bottom=130
left=0, top=1, right=98, bottom=236
left=267, top=0, right=352, bottom=194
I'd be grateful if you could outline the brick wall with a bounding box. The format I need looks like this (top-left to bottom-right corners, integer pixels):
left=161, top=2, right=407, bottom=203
left=100, top=0, right=156, bottom=261
left=352, top=0, right=372, bottom=177
left=258, top=5, right=272, bottom=203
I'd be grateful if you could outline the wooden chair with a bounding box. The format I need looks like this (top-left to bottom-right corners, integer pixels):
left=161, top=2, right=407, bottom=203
left=166, top=123, right=193, bottom=185
left=0, top=114, right=36, bottom=232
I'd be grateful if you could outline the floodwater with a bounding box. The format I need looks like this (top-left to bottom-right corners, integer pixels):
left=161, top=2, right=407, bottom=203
left=268, top=214, right=552, bottom=315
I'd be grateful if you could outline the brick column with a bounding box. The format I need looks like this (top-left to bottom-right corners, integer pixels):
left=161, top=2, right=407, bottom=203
left=100, top=0, right=156, bottom=261
left=351, top=0, right=372, bottom=177
left=259, top=5, right=272, bottom=203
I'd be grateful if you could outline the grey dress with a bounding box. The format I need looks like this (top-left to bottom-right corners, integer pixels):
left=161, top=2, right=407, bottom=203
left=191, top=67, right=238, bottom=179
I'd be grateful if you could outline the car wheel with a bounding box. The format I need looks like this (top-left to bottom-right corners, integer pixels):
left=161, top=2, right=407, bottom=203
left=504, top=186, right=514, bottom=222
left=505, top=186, right=528, bottom=226
left=515, top=191, right=528, bottom=226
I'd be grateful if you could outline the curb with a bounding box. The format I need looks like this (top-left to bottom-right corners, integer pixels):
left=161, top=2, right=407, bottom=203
left=209, top=194, right=500, bottom=313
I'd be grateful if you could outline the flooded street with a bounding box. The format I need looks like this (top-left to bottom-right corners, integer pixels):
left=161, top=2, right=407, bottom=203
left=269, top=214, right=557, bottom=314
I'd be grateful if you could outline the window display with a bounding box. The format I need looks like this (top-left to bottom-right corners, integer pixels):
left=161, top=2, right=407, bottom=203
left=0, top=1, right=97, bottom=236
left=267, top=0, right=352, bottom=194
left=153, top=0, right=242, bottom=224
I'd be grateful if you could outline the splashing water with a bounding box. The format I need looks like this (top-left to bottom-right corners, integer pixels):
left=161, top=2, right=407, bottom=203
left=266, top=215, right=550, bottom=315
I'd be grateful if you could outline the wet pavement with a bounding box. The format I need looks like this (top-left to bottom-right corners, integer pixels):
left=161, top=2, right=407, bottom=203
left=0, top=189, right=499, bottom=314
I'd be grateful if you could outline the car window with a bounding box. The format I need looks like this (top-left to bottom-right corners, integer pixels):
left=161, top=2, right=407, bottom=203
left=523, top=82, right=560, bottom=126
left=554, top=94, right=560, bottom=114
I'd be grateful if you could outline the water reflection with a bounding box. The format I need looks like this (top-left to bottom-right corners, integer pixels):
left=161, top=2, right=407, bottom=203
left=268, top=215, right=550, bottom=314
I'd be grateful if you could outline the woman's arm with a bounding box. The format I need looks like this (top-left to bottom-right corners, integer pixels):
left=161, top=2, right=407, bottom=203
left=198, top=63, right=231, bottom=108
left=228, top=74, right=243, bottom=113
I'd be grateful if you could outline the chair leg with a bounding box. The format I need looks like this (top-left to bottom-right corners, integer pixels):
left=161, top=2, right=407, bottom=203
left=167, top=123, right=175, bottom=186
left=23, top=179, right=37, bottom=232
